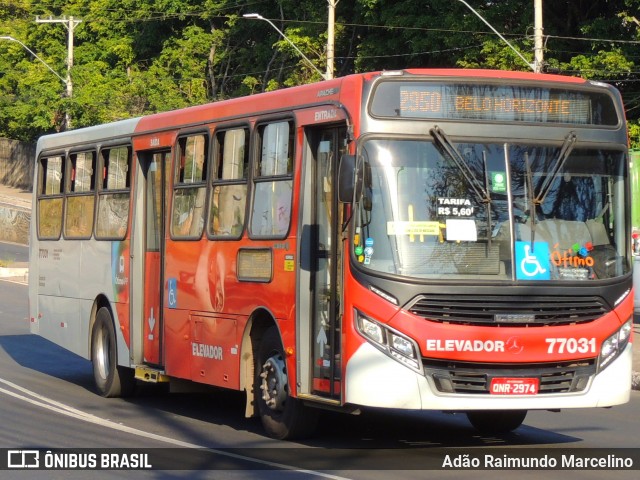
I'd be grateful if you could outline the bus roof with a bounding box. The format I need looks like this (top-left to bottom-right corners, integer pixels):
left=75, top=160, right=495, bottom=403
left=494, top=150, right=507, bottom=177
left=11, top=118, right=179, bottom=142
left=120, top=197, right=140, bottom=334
left=35, top=69, right=602, bottom=153
left=134, top=76, right=348, bottom=134
left=400, top=68, right=589, bottom=84
left=36, top=117, right=141, bottom=154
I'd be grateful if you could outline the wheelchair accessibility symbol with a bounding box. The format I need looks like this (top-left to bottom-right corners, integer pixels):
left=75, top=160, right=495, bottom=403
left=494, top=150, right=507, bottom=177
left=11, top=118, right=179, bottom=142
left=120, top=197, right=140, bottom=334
left=515, top=241, right=550, bottom=280
left=168, top=278, right=177, bottom=308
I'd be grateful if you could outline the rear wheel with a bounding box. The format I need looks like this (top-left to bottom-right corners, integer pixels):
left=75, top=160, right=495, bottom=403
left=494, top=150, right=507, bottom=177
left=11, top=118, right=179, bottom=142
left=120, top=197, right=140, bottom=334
left=466, top=410, right=527, bottom=434
left=91, top=307, right=136, bottom=398
left=256, top=326, right=318, bottom=439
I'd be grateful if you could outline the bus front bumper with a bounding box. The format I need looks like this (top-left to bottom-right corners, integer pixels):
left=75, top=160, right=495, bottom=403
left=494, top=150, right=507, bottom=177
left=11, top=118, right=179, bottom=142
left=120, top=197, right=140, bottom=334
left=344, top=342, right=632, bottom=411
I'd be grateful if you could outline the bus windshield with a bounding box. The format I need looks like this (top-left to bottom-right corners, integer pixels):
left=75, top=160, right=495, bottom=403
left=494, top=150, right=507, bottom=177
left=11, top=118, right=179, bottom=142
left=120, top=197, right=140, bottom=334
left=354, top=138, right=629, bottom=281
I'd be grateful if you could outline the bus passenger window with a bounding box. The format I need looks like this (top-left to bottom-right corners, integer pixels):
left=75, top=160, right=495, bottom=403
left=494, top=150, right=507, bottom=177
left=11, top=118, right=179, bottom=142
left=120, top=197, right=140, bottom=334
left=250, top=121, right=294, bottom=238
left=171, top=134, right=207, bottom=239
left=96, top=146, right=131, bottom=239
left=209, top=128, right=249, bottom=238
left=37, top=155, right=65, bottom=239
left=65, top=151, right=96, bottom=239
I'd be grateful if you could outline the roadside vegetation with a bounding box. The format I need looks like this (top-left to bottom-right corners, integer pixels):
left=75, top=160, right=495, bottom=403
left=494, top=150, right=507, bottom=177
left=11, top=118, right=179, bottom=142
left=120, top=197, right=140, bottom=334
left=1, top=1, right=639, bottom=146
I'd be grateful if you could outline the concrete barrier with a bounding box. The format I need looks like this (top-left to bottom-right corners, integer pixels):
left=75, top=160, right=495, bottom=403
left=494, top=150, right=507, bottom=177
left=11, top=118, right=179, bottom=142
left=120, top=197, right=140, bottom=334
left=0, top=203, right=29, bottom=245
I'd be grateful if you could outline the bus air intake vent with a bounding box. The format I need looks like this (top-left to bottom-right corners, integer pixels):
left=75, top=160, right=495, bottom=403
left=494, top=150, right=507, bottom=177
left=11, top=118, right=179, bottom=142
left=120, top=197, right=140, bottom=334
left=425, top=360, right=596, bottom=395
left=407, top=294, right=609, bottom=326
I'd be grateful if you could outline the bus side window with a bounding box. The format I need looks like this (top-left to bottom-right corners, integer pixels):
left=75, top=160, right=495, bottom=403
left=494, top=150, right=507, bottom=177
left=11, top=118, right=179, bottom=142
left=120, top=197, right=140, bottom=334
left=64, top=151, right=96, bottom=239
left=250, top=121, right=294, bottom=238
left=96, top=146, right=131, bottom=239
left=171, top=134, right=207, bottom=239
left=37, top=155, right=65, bottom=239
left=209, top=127, right=249, bottom=238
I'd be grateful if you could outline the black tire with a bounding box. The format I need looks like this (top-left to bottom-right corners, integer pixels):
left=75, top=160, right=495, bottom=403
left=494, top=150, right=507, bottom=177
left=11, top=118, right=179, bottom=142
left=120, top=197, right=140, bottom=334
left=91, top=307, right=136, bottom=398
left=466, top=410, right=527, bottom=434
left=255, top=326, right=318, bottom=439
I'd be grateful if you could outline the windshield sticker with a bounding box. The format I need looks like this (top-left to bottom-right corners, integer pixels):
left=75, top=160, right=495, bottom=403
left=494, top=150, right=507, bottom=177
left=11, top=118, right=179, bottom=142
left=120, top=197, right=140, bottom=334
left=515, top=241, right=551, bottom=280
left=491, top=172, right=507, bottom=192
left=436, top=197, right=476, bottom=217
left=551, top=242, right=595, bottom=268
left=387, top=221, right=442, bottom=236
left=551, top=242, right=595, bottom=280
left=445, top=219, right=477, bottom=242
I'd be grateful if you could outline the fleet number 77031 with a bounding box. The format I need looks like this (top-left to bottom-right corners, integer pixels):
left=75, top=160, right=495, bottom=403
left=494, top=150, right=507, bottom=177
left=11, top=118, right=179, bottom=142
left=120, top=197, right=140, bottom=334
left=545, top=337, right=597, bottom=354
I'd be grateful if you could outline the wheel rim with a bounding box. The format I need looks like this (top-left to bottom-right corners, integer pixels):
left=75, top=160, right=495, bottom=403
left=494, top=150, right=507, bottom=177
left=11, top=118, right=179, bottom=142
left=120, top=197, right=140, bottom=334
left=94, top=325, right=111, bottom=381
left=259, top=353, right=288, bottom=412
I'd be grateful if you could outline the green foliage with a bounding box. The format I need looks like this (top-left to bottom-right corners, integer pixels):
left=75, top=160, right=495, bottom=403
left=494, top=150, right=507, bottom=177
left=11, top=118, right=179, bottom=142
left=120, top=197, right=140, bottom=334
left=0, top=0, right=639, bottom=142
left=629, top=122, right=640, bottom=149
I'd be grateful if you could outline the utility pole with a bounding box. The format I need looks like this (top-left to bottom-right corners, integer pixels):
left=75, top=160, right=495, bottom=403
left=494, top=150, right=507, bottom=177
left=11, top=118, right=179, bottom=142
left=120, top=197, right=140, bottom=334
left=326, top=0, right=339, bottom=80
left=533, top=0, right=544, bottom=73
left=456, top=0, right=535, bottom=72
left=35, top=15, right=82, bottom=129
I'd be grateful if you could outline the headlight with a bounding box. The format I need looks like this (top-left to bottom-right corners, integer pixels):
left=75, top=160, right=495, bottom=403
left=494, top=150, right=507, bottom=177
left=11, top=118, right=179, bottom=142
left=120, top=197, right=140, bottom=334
left=356, top=311, right=421, bottom=373
left=359, top=316, right=386, bottom=344
left=599, top=319, right=633, bottom=371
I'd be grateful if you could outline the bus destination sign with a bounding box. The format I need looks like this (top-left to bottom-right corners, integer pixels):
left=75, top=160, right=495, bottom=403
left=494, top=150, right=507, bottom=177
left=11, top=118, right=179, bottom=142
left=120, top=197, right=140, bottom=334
left=370, top=81, right=618, bottom=126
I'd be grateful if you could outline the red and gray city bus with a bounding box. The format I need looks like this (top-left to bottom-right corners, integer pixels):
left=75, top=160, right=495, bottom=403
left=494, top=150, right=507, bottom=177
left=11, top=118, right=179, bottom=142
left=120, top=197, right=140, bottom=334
left=29, top=69, right=633, bottom=439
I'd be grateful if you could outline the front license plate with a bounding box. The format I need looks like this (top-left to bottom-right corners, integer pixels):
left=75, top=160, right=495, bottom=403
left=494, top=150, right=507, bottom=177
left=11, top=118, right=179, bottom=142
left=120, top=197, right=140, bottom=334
left=490, top=377, right=539, bottom=395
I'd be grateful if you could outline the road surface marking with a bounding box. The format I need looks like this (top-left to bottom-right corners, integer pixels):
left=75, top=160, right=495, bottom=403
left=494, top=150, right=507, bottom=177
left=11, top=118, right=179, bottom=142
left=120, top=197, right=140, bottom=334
left=0, top=377, right=350, bottom=479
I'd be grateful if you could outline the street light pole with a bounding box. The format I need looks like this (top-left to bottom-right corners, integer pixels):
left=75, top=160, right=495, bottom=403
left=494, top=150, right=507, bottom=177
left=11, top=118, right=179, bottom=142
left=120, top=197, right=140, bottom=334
left=1, top=35, right=73, bottom=129
left=36, top=16, right=82, bottom=129
left=0, top=35, right=67, bottom=84
left=243, top=13, right=327, bottom=80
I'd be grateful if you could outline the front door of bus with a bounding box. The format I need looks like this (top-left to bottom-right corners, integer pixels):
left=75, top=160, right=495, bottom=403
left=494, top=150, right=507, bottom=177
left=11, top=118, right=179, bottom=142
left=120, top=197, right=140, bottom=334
left=137, top=150, right=170, bottom=366
left=304, top=126, right=347, bottom=400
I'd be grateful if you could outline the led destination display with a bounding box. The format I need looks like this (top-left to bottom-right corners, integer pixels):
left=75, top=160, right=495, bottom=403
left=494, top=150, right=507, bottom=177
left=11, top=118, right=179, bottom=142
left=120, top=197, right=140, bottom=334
left=371, top=81, right=619, bottom=125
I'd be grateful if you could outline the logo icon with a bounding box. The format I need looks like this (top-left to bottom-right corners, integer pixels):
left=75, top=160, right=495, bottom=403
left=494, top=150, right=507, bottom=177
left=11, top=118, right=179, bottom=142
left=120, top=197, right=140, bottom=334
left=8, top=450, right=39, bottom=468
left=167, top=278, right=177, bottom=309
left=506, top=337, right=524, bottom=354
left=515, top=241, right=551, bottom=280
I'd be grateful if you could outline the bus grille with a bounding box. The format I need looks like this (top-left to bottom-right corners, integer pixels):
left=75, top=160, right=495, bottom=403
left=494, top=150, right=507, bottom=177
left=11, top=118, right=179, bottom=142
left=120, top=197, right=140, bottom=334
left=425, top=360, right=596, bottom=395
left=407, top=294, right=609, bottom=326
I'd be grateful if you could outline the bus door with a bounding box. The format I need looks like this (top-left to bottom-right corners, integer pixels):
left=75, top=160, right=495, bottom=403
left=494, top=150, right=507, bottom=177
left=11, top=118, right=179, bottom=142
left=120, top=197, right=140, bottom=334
left=299, top=125, right=347, bottom=401
left=132, top=149, right=170, bottom=367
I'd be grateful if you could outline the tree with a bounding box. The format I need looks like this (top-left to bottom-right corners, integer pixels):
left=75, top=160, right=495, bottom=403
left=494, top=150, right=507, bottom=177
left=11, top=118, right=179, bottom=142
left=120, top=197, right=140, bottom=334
left=1, top=0, right=639, bottom=143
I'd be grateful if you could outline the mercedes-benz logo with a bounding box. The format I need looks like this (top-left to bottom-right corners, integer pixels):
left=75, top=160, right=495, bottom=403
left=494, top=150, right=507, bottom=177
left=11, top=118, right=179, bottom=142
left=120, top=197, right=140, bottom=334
left=506, top=336, right=524, bottom=354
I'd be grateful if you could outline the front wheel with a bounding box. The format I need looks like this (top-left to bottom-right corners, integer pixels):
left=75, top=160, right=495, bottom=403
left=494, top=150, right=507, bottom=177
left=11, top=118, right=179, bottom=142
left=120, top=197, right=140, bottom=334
left=466, top=410, right=527, bottom=434
left=91, top=307, right=136, bottom=398
left=255, top=326, right=318, bottom=439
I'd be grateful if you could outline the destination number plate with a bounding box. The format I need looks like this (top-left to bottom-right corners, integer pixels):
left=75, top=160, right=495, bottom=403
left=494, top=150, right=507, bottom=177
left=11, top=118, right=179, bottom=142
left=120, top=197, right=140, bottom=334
left=489, top=377, right=539, bottom=395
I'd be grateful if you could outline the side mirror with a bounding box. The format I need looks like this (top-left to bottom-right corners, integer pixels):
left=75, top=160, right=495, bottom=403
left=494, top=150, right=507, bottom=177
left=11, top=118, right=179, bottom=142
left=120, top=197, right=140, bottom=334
left=338, top=154, right=356, bottom=203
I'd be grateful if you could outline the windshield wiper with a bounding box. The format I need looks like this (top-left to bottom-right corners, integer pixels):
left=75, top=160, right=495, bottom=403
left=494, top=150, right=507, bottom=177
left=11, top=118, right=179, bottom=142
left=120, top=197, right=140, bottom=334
left=430, top=126, right=492, bottom=205
left=533, top=131, right=577, bottom=205
left=430, top=126, right=493, bottom=249
left=523, top=131, right=577, bottom=247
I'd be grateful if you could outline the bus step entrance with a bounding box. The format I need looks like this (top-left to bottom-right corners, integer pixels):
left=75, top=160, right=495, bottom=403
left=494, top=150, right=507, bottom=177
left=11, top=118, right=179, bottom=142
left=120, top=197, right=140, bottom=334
left=135, top=366, right=170, bottom=383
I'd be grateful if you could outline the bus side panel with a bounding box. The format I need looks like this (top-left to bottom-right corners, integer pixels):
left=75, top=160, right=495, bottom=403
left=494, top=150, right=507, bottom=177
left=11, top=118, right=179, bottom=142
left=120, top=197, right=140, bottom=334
left=111, top=240, right=132, bottom=360
left=32, top=240, right=84, bottom=358
left=36, top=294, right=85, bottom=359
left=32, top=239, right=130, bottom=363
left=163, top=235, right=298, bottom=389
left=163, top=238, right=209, bottom=380
left=163, top=239, right=245, bottom=387
left=190, top=314, right=240, bottom=389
